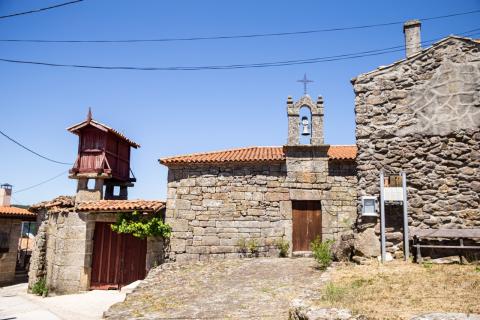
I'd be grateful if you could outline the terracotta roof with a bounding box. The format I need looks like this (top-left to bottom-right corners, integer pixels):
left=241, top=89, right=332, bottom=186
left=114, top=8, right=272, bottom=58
left=159, top=145, right=356, bottom=165
left=76, top=200, right=165, bottom=213
left=30, top=196, right=75, bottom=213
left=67, top=119, right=140, bottom=148
left=328, top=145, right=358, bottom=160
left=0, top=206, right=36, bottom=219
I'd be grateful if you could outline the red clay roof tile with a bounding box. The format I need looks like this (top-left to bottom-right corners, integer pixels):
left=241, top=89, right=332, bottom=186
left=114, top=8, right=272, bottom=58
left=327, top=145, right=358, bottom=160
left=159, top=145, right=356, bottom=165
left=76, top=200, right=165, bottom=213
left=0, top=206, right=36, bottom=219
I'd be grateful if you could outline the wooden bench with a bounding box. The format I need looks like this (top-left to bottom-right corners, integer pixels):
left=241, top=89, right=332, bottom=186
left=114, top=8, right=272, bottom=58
left=410, top=228, right=480, bottom=263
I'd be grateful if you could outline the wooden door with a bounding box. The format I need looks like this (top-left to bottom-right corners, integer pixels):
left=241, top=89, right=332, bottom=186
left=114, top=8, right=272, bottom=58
left=90, top=222, right=147, bottom=290
left=292, top=201, right=322, bottom=251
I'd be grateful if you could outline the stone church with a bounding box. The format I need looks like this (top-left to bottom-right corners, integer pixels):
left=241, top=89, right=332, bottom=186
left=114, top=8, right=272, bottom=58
left=160, top=95, right=358, bottom=262
left=160, top=20, right=479, bottom=262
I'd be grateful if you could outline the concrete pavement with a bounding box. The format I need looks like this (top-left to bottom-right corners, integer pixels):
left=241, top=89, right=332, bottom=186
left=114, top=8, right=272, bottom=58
left=0, top=282, right=130, bottom=320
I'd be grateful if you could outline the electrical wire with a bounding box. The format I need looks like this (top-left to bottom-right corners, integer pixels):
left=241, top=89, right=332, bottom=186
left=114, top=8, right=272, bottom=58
left=0, top=28, right=478, bottom=71
left=0, top=130, right=72, bottom=165
left=13, top=171, right=69, bottom=194
left=0, top=0, right=84, bottom=20
left=0, top=8, right=478, bottom=43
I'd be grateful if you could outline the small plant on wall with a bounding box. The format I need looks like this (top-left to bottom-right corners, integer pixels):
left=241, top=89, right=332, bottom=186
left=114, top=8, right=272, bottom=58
left=111, top=210, right=172, bottom=238
left=276, top=239, right=290, bottom=257
left=247, top=238, right=260, bottom=257
left=32, top=277, right=48, bottom=296
left=237, top=237, right=248, bottom=256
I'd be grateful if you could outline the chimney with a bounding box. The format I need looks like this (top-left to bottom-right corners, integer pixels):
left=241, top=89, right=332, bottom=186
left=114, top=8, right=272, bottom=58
left=403, top=20, right=422, bottom=58
left=0, top=184, right=12, bottom=206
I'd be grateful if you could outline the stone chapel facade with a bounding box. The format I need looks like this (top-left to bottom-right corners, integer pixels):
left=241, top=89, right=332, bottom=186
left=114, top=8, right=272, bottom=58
left=160, top=95, right=357, bottom=262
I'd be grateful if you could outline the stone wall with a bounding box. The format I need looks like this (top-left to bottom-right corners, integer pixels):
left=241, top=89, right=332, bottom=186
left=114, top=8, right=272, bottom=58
left=28, top=214, right=48, bottom=289
left=165, top=154, right=357, bottom=262
left=352, top=37, right=480, bottom=259
left=42, top=211, right=92, bottom=294
left=0, top=218, right=21, bottom=284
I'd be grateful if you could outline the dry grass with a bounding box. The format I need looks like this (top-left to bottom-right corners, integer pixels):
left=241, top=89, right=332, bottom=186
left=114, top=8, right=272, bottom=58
left=315, top=261, right=480, bottom=319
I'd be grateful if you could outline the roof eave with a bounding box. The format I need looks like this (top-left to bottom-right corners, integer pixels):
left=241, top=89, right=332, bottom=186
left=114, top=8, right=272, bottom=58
left=66, top=120, right=140, bottom=148
left=159, top=159, right=286, bottom=167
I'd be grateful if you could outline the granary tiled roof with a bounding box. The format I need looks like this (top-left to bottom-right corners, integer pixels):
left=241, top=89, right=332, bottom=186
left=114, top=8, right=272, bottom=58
left=0, top=206, right=36, bottom=219
left=76, top=200, right=165, bottom=213
left=67, top=112, right=140, bottom=148
left=159, top=145, right=356, bottom=165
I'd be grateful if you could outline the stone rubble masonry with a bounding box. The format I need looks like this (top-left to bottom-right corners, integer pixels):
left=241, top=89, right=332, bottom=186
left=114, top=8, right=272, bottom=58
left=352, top=37, right=480, bottom=259
left=28, top=214, right=48, bottom=289
left=0, top=218, right=21, bottom=285
left=165, top=151, right=357, bottom=263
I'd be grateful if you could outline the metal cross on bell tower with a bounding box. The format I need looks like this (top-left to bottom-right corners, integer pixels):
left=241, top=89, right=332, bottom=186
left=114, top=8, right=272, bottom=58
left=297, top=73, right=314, bottom=95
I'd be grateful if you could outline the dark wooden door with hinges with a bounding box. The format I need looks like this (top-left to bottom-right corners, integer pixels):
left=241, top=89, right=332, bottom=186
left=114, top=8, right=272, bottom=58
left=292, top=201, right=322, bottom=252
left=90, top=222, right=147, bottom=290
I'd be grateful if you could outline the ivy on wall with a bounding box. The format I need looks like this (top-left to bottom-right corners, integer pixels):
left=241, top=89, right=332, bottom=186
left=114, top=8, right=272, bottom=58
left=110, top=211, right=172, bottom=238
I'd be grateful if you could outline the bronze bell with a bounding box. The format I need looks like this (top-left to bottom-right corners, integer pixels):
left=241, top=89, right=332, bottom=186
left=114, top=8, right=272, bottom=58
left=301, top=116, right=310, bottom=136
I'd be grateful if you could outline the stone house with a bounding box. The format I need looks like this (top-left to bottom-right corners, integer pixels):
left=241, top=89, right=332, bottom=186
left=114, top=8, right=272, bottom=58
left=28, top=113, right=167, bottom=295
left=160, top=95, right=357, bottom=262
left=28, top=198, right=165, bottom=294
left=352, top=21, right=480, bottom=260
left=0, top=184, right=36, bottom=285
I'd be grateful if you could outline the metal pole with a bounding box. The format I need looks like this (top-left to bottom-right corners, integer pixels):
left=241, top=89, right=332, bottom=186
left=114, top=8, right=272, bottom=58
left=402, top=171, right=409, bottom=261
left=380, top=170, right=386, bottom=263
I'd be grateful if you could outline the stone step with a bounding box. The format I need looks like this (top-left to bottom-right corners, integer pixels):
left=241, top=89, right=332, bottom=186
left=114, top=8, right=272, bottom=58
left=292, top=251, right=313, bottom=258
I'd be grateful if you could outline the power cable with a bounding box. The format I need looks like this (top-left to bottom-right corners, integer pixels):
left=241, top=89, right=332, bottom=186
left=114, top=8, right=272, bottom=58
left=0, top=9, right=477, bottom=43
left=0, top=28, right=478, bottom=71
left=13, top=170, right=69, bottom=194
left=0, top=0, right=84, bottom=20
left=0, top=130, right=72, bottom=165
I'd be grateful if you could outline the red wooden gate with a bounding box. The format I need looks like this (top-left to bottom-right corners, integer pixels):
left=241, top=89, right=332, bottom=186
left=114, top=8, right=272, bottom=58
left=90, top=222, right=147, bottom=290
left=292, top=201, right=322, bottom=252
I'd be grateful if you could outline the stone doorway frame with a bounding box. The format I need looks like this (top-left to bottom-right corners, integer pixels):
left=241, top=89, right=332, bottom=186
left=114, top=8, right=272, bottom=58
left=289, top=189, right=323, bottom=256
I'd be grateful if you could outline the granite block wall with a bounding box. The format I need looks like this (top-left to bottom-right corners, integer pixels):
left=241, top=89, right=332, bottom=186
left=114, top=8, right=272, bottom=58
left=165, top=155, right=357, bottom=263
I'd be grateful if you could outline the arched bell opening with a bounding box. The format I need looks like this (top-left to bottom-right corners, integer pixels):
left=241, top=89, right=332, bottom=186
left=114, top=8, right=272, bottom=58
left=299, top=105, right=312, bottom=145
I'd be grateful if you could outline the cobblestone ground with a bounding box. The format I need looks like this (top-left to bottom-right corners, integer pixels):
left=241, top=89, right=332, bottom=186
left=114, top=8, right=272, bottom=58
left=105, top=258, right=325, bottom=320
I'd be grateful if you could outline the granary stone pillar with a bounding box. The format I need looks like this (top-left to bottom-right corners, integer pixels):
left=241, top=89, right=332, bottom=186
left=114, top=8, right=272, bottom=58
left=76, top=178, right=104, bottom=202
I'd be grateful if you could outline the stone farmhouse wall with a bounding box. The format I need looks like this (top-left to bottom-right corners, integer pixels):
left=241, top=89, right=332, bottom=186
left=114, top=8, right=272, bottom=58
left=29, top=211, right=164, bottom=295
left=352, top=38, right=480, bottom=259
left=165, top=155, right=357, bottom=263
left=0, top=218, right=21, bottom=284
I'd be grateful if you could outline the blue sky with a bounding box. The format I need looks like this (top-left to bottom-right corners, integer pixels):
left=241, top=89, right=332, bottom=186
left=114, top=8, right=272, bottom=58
left=1, top=0, right=479, bottom=205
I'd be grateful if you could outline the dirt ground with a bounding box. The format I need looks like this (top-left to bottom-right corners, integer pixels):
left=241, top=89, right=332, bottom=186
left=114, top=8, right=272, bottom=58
left=105, top=257, right=325, bottom=319
left=314, top=260, right=480, bottom=319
